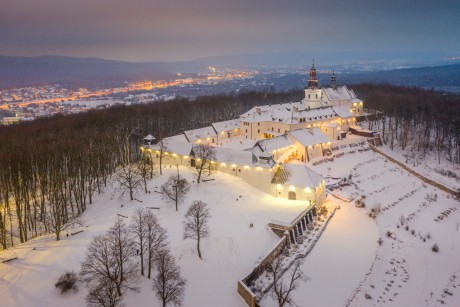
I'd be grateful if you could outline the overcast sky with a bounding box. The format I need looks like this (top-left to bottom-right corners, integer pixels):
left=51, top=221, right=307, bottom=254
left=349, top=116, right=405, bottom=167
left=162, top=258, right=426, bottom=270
left=1, top=0, right=459, bottom=62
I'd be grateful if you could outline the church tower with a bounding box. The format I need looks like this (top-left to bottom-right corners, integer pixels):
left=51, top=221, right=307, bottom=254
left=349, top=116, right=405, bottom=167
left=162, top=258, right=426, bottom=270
left=307, top=61, right=319, bottom=89
left=330, top=70, right=337, bottom=90
left=302, top=60, right=323, bottom=109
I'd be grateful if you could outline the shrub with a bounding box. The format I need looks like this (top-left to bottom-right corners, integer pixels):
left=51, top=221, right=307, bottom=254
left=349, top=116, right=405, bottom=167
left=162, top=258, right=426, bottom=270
left=432, top=244, right=439, bottom=253
left=405, top=225, right=409, bottom=231
left=386, top=231, right=392, bottom=238
left=411, top=230, right=415, bottom=235
left=55, top=271, right=78, bottom=293
left=364, top=293, right=372, bottom=300
left=377, top=237, right=383, bottom=246
left=426, top=232, right=431, bottom=239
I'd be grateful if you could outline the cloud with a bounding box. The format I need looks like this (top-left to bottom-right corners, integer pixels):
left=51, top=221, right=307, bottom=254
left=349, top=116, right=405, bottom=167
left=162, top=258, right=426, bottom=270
left=0, top=0, right=459, bottom=61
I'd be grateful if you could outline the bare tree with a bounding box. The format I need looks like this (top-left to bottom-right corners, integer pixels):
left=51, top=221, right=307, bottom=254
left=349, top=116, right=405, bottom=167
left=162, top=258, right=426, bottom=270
left=183, top=200, right=210, bottom=259
left=192, top=144, right=216, bottom=183
left=144, top=211, right=168, bottom=279
left=269, top=256, right=309, bottom=307
left=138, top=151, right=155, bottom=193
left=157, top=138, right=168, bottom=175
left=161, top=169, right=190, bottom=211
left=130, top=208, right=147, bottom=276
left=86, top=279, right=123, bottom=307
left=153, top=248, right=186, bottom=307
left=81, top=218, right=138, bottom=298
left=115, top=163, right=143, bottom=201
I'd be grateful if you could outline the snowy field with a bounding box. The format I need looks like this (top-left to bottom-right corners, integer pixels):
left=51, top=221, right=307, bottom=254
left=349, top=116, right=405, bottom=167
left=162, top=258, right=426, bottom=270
left=0, top=167, right=309, bottom=307
left=1, top=146, right=459, bottom=307
left=308, top=148, right=460, bottom=306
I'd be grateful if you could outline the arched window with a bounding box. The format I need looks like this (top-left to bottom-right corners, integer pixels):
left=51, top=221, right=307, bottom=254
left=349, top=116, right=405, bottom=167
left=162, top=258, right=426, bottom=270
left=288, top=191, right=296, bottom=200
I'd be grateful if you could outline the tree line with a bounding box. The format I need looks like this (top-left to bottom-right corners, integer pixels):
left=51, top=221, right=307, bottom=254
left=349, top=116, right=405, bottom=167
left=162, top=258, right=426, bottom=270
left=1, top=84, right=459, bottom=250
left=354, top=84, right=460, bottom=167
left=0, top=90, right=299, bottom=250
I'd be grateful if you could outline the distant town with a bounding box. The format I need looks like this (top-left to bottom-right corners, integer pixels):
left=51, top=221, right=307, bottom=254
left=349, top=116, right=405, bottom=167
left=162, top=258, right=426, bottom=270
left=0, top=67, right=254, bottom=125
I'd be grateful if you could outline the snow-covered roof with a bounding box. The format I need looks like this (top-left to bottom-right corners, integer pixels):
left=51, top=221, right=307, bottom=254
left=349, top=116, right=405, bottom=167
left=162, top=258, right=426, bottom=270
left=288, top=128, right=330, bottom=147
left=167, top=133, right=189, bottom=142
left=282, top=164, right=323, bottom=188
left=144, top=134, right=156, bottom=141
left=256, top=134, right=295, bottom=153
left=240, top=102, right=304, bottom=124
left=184, top=126, right=217, bottom=142
left=150, top=137, right=193, bottom=156
left=297, top=107, right=338, bottom=122
left=211, top=147, right=255, bottom=166
left=323, top=85, right=356, bottom=101
left=240, top=102, right=339, bottom=125
left=332, top=106, right=353, bottom=118
left=215, top=136, right=257, bottom=151
left=212, top=119, right=240, bottom=133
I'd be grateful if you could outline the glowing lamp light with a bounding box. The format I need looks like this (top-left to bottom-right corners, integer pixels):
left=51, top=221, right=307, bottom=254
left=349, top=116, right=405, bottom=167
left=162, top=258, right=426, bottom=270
left=277, top=184, right=283, bottom=189
left=231, top=164, right=236, bottom=168
left=305, top=187, right=311, bottom=192
left=289, top=185, right=295, bottom=191
left=244, top=165, right=249, bottom=169
left=221, top=163, right=226, bottom=166
left=184, top=156, right=188, bottom=159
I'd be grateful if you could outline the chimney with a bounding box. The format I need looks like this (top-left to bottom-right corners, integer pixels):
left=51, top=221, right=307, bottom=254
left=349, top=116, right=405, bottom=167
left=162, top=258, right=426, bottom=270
left=256, top=107, right=261, bottom=115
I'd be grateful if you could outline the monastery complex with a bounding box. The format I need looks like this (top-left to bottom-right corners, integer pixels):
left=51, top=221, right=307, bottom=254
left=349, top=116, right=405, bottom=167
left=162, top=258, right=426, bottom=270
left=143, top=64, right=376, bottom=211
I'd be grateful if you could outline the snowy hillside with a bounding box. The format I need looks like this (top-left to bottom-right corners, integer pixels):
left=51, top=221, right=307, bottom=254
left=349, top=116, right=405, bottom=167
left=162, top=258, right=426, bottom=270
left=1, top=146, right=459, bottom=307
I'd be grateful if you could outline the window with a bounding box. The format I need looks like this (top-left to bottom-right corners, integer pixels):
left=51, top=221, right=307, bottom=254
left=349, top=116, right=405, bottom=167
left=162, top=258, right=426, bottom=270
left=278, top=128, right=280, bottom=133
left=271, top=127, right=274, bottom=131
left=258, top=130, right=260, bottom=133
left=308, top=94, right=310, bottom=99
left=258, top=122, right=260, bottom=126
left=246, top=129, right=248, bottom=133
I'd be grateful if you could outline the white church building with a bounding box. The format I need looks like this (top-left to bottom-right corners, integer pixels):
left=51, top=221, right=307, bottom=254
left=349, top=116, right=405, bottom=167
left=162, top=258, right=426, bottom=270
left=143, top=64, right=367, bottom=210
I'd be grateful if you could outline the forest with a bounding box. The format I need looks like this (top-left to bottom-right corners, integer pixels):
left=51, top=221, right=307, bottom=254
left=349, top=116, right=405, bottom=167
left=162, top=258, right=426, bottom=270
left=0, top=84, right=459, bottom=250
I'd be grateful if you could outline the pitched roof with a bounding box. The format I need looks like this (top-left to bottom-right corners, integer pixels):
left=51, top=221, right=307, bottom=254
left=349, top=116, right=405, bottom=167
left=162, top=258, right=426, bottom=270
left=184, top=126, right=217, bottom=142
left=211, top=119, right=240, bottom=133
left=256, top=134, right=295, bottom=153
left=150, top=137, right=193, bottom=156
left=323, top=85, right=356, bottom=101
left=211, top=147, right=255, bottom=166
left=282, top=164, right=323, bottom=188
left=288, top=128, right=330, bottom=147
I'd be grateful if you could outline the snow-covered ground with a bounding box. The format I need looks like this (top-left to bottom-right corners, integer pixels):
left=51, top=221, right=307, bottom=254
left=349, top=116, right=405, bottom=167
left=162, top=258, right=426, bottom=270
left=378, top=143, right=460, bottom=192
left=0, top=167, right=309, bottom=307
left=1, top=146, right=459, bottom=307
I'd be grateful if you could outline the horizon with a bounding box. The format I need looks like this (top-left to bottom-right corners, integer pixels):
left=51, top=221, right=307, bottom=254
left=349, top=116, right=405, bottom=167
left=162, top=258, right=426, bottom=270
left=1, top=0, right=459, bottom=62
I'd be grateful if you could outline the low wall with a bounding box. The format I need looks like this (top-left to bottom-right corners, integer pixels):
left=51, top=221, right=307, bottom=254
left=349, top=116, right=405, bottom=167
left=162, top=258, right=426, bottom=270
left=369, top=145, right=460, bottom=199
left=238, top=235, right=288, bottom=306
left=237, top=281, right=258, bottom=307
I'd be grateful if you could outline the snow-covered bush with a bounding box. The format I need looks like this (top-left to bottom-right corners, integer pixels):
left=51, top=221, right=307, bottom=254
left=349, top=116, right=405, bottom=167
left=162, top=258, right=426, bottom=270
left=432, top=244, right=439, bottom=253
left=55, top=271, right=78, bottom=293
